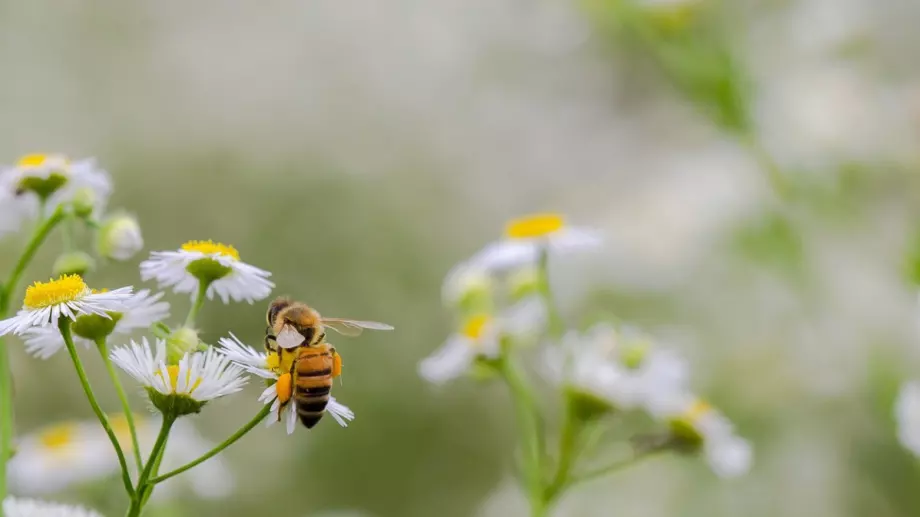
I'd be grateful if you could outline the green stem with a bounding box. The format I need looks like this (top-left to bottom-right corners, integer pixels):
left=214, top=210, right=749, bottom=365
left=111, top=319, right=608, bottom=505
left=536, top=247, right=564, bottom=340
left=741, top=132, right=791, bottom=201
left=184, top=280, right=210, bottom=328
left=96, top=338, right=144, bottom=470
left=61, top=214, right=75, bottom=251
left=59, top=318, right=135, bottom=497
left=544, top=400, right=581, bottom=504
left=0, top=206, right=66, bottom=503
left=498, top=354, right=547, bottom=517
left=149, top=405, right=272, bottom=485
left=566, top=446, right=668, bottom=489
left=128, top=415, right=175, bottom=517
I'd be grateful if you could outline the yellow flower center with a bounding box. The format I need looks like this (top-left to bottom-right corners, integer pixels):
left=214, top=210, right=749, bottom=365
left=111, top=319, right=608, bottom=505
left=17, top=153, right=52, bottom=168
left=156, top=365, right=203, bottom=393
left=265, top=353, right=280, bottom=372
left=685, top=399, right=712, bottom=423
left=504, top=213, right=565, bottom=240
left=462, top=314, right=491, bottom=341
left=23, top=274, right=88, bottom=309
left=181, top=240, right=240, bottom=260
left=38, top=423, right=77, bottom=449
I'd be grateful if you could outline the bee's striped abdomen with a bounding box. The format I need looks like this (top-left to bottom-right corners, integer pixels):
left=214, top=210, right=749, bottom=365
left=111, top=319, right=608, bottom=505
left=294, top=348, right=334, bottom=429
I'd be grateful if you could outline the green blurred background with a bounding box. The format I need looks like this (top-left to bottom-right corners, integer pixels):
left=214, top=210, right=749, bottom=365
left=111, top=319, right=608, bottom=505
left=3, top=0, right=920, bottom=516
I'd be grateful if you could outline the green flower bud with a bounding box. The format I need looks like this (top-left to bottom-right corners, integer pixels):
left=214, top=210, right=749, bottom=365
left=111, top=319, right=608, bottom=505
left=146, top=387, right=205, bottom=417
left=72, top=312, right=123, bottom=342
left=166, top=327, right=201, bottom=365
left=565, top=387, right=614, bottom=422
left=186, top=258, right=232, bottom=285
left=16, top=173, right=68, bottom=201
left=97, top=213, right=143, bottom=261
left=71, top=187, right=97, bottom=218
left=52, top=251, right=96, bottom=278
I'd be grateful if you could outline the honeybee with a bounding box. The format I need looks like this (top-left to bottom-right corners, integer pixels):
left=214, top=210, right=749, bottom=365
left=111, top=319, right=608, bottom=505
left=264, top=297, right=393, bottom=428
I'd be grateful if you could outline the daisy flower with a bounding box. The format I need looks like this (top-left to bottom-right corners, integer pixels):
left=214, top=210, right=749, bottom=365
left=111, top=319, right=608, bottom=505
left=97, top=212, right=144, bottom=261
left=2, top=497, right=104, bottom=517
left=217, top=333, right=355, bottom=434
left=0, top=275, right=132, bottom=337
left=140, top=240, right=274, bottom=304
left=20, top=289, right=170, bottom=359
left=419, top=314, right=502, bottom=385
left=656, top=394, right=752, bottom=478
left=110, top=338, right=248, bottom=416
left=0, top=153, right=112, bottom=216
left=895, top=381, right=920, bottom=457
left=465, top=213, right=602, bottom=272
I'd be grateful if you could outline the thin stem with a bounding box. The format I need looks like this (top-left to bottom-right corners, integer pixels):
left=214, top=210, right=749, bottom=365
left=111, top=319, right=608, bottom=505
left=544, top=400, right=581, bottom=503
left=741, top=132, right=791, bottom=201
left=128, top=415, right=175, bottom=517
left=61, top=214, right=75, bottom=251
left=59, top=319, right=135, bottom=497
left=0, top=206, right=66, bottom=503
left=498, top=354, right=547, bottom=517
left=96, top=338, right=144, bottom=470
left=537, top=247, right=564, bottom=340
left=149, top=405, right=272, bottom=485
left=184, top=280, right=210, bottom=328
left=566, top=446, right=668, bottom=489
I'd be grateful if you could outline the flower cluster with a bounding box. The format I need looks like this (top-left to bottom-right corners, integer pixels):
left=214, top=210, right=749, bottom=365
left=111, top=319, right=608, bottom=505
left=419, top=213, right=750, bottom=515
left=0, top=152, right=362, bottom=517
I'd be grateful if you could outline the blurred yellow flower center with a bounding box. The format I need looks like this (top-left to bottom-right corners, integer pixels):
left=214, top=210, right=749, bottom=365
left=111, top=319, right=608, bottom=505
left=18, top=153, right=51, bottom=168
left=505, top=213, right=565, bottom=239
left=157, top=365, right=203, bottom=393
left=109, top=414, right=137, bottom=450
left=23, top=274, right=88, bottom=309
left=38, top=423, right=77, bottom=449
left=181, top=240, right=240, bottom=260
left=685, top=399, right=713, bottom=422
left=462, top=314, right=491, bottom=341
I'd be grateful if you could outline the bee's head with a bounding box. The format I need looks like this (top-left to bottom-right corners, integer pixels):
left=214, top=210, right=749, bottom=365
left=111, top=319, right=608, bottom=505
left=267, top=297, right=293, bottom=327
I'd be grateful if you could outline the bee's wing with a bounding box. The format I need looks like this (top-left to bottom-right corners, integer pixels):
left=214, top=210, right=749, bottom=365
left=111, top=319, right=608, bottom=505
left=322, top=318, right=394, bottom=337
left=276, top=325, right=306, bottom=349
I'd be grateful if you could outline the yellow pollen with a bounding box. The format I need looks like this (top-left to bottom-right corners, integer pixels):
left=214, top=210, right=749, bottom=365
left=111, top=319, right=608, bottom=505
left=157, top=365, right=203, bottom=393
left=38, top=423, right=77, bottom=449
left=505, top=213, right=565, bottom=240
left=91, top=288, right=109, bottom=294
left=181, top=240, right=240, bottom=260
left=265, top=353, right=280, bottom=372
left=276, top=373, right=293, bottom=404
left=462, top=314, right=491, bottom=341
left=685, top=399, right=713, bottom=422
left=23, top=274, right=88, bottom=309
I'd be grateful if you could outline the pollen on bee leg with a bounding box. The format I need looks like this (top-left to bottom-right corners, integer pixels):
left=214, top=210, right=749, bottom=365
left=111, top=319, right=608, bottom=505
left=332, top=352, right=342, bottom=378
left=276, top=373, right=293, bottom=405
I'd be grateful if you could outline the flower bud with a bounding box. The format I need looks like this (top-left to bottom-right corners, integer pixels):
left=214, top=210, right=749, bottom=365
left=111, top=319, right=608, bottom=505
left=72, top=312, right=122, bottom=342
left=52, top=251, right=96, bottom=278
left=166, top=327, right=201, bottom=365
left=71, top=187, right=97, bottom=218
left=97, top=213, right=143, bottom=261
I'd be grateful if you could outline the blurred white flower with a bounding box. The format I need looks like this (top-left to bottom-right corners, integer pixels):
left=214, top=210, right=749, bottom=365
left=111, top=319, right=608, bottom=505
left=21, top=289, right=169, bottom=359
left=217, top=333, right=355, bottom=434
left=657, top=395, right=752, bottom=478
left=0, top=188, right=28, bottom=239
left=0, top=153, right=112, bottom=217
left=140, top=240, right=274, bottom=304
left=97, top=213, right=144, bottom=261
left=8, top=414, right=233, bottom=501
left=0, top=275, right=132, bottom=337
left=466, top=213, right=602, bottom=272
left=895, top=381, right=920, bottom=456
left=111, top=338, right=248, bottom=414
left=419, top=314, right=501, bottom=384
left=2, top=497, right=104, bottom=517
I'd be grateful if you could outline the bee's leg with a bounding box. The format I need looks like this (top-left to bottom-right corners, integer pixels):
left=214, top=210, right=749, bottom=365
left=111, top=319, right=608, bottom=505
left=264, top=333, right=277, bottom=353
left=316, top=332, right=326, bottom=344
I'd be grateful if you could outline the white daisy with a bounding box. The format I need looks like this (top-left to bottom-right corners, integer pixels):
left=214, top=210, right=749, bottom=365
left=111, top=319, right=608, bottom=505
left=7, top=420, right=120, bottom=496
left=217, top=333, right=355, bottom=434
left=2, top=497, right=104, bottom=517
left=544, top=326, right=628, bottom=413
left=895, top=381, right=920, bottom=457
left=465, top=213, right=602, bottom=272
left=20, top=289, right=170, bottom=359
left=441, top=261, right=494, bottom=309
left=0, top=188, right=28, bottom=239
left=419, top=314, right=502, bottom=385
left=0, top=275, right=132, bottom=337
left=110, top=338, right=248, bottom=414
left=140, top=240, right=274, bottom=304
left=0, top=153, right=112, bottom=216
left=657, top=394, right=752, bottom=478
